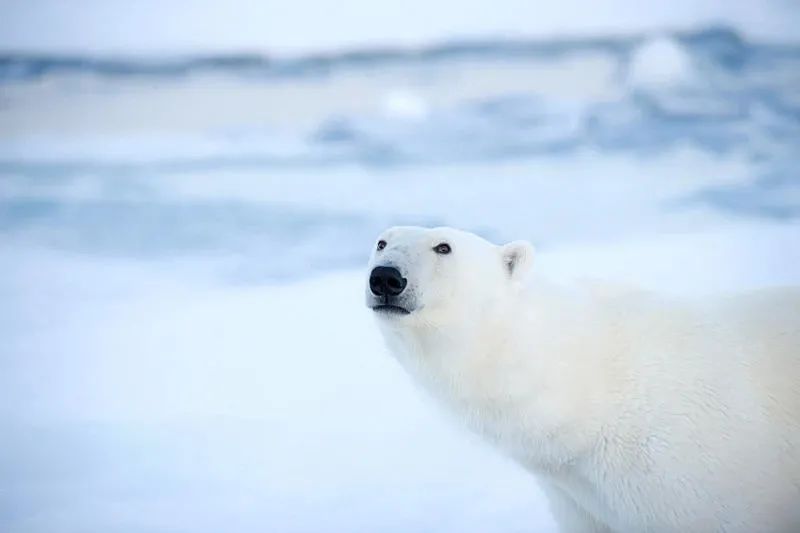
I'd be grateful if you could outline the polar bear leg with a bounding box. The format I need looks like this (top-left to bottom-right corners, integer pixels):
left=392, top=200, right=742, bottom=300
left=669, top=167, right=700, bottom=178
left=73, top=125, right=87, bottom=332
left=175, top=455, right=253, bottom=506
left=542, top=484, right=613, bottom=533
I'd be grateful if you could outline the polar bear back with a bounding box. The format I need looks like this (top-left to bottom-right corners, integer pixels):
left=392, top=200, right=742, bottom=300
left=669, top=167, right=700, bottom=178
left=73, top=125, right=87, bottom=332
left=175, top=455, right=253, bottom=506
left=588, top=286, right=800, bottom=531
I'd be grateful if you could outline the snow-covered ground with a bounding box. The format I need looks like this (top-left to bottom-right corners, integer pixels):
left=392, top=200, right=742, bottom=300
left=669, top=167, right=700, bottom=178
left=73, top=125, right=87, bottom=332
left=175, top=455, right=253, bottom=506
left=2, top=222, right=798, bottom=533
left=1, top=2, right=799, bottom=531
left=0, top=250, right=556, bottom=532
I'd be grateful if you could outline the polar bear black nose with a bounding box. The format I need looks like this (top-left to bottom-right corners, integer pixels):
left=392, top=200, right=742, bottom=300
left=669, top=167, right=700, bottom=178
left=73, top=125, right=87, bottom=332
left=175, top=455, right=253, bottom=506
left=370, top=266, right=407, bottom=297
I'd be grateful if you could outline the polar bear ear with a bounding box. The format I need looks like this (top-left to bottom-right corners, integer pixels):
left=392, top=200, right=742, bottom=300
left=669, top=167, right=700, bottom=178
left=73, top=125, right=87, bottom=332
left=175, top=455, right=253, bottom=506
left=500, top=240, right=534, bottom=281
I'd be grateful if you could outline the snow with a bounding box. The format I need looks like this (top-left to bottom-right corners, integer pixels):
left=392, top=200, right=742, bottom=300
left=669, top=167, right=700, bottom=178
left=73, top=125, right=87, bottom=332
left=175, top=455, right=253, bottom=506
left=626, top=36, right=698, bottom=90
left=2, top=219, right=799, bottom=532
left=1, top=0, right=800, bottom=56
left=381, top=90, right=430, bottom=121
left=0, top=247, right=556, bottom=533
left=1, top=3, right=798, bottom=530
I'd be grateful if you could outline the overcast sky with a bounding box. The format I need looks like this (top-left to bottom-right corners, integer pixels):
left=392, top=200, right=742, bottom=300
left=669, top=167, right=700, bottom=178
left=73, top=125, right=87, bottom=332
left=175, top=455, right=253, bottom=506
left=1, top=0, right=798, bottom=55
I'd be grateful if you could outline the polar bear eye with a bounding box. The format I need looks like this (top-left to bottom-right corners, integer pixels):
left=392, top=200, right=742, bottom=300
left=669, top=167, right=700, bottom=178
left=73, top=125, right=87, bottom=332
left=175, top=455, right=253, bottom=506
left=376, top=240, right=387, bottom=251
left=433, top=243, right=452, bottom=255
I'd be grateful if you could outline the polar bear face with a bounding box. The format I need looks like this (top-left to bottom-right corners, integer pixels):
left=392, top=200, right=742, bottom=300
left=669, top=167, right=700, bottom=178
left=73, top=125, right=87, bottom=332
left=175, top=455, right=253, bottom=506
left=365, top=226, right=533, bottom=325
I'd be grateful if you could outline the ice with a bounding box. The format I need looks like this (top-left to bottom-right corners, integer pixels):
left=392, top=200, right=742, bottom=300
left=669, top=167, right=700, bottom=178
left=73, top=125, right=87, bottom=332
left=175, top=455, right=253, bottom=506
left=2, top=0, right=800, bottom=55
left=381, top=89, right=429, bottom=121
left=0, top=248, right=557, bottom=532
left=3, top=28, right=798, bottom=170
left=626, top=36, right=697, bottom=90
left=1, top=9, right=799, bottom=532
left=2, top=219, right=799, bottom=532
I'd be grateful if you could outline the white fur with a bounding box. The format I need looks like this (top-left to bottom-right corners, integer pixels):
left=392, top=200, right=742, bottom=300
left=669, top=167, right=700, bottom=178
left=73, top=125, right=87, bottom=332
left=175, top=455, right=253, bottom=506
left=366, top=226, right=800, bottom=533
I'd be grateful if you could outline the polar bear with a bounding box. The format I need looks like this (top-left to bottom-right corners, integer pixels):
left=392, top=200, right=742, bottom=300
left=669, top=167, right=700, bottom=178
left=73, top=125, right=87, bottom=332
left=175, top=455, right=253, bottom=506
left=365, top=226, right=800, bottom=533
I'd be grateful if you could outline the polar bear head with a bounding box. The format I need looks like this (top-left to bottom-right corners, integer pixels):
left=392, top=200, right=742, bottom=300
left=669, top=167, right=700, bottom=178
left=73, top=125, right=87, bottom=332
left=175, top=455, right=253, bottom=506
left=365, top=226, right=534, bottom=326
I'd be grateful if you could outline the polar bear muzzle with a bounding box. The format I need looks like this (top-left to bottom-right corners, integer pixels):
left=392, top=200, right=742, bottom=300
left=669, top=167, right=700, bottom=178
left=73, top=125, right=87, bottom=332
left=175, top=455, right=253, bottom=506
left=368, top=266, right=411, bottom=315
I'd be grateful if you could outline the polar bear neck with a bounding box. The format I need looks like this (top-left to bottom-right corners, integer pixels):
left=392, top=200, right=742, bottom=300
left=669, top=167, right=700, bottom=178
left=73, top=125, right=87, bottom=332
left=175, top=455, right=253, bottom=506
left=379, top=282, right=629, bottom=471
